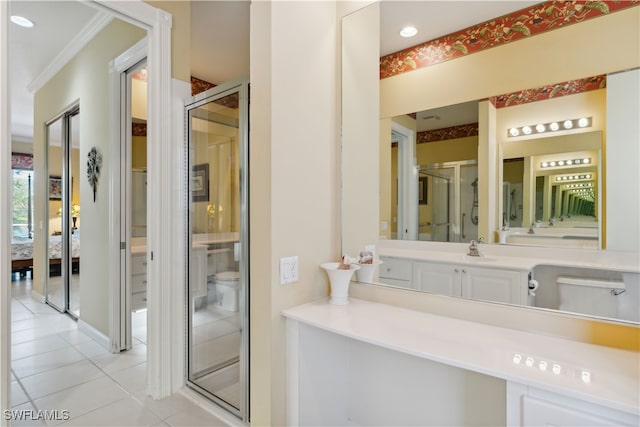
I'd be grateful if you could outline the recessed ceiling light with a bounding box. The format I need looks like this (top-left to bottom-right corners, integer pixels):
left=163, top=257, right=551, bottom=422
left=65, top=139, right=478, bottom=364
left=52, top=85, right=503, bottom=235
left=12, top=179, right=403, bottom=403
left=11, top=15, right=34, bottom=28
left=400, top=26, right=418, bottom=38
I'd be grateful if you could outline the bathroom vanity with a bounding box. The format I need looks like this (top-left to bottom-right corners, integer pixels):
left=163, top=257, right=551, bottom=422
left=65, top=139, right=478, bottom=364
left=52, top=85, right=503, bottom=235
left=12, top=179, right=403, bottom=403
left=284, top=298, right=639, bottom=426
left=374, top=239, right=639, bottom=323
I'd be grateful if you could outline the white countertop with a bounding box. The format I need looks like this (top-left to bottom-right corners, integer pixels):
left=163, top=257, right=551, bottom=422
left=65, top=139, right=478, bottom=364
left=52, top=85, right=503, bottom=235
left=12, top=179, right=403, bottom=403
left=377, top=240, right=640, bottom=273
left=283, top=298, right=640, bottom=415
left=192, top=232, right=239, bottom=245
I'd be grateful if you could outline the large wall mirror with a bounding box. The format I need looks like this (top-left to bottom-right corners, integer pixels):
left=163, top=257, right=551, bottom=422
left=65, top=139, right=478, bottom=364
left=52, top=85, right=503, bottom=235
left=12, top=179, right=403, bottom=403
left=341, top=1, right=639, bottom=324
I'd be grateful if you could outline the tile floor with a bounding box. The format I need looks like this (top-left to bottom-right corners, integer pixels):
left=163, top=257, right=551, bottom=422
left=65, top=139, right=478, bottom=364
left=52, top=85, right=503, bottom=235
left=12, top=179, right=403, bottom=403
left=10, top=278, right=234, bottom=427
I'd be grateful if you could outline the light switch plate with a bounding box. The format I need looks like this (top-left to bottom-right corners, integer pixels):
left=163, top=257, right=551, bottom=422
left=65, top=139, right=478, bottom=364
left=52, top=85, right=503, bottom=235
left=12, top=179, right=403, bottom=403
left=280, top=256, right=299, bottom=285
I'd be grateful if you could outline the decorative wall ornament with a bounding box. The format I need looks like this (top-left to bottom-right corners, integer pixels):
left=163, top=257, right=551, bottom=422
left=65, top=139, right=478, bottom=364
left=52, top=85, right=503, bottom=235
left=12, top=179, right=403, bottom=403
left=87, top=147, right=103, bottom=202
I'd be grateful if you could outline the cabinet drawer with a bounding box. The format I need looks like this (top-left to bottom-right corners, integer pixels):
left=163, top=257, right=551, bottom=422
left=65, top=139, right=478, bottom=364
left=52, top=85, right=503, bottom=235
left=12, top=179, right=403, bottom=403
left=379, top=257, right=412, bottom=281
left=131, top=254, right=147, bottom=275
left=132, top=291, right=147, bottom=311
left=132, top=273, right=147, bottom=293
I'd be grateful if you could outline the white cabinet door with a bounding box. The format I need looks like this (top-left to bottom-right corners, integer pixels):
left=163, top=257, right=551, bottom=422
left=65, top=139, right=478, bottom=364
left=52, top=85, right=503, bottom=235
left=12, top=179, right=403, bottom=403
left=522, top=396, right=634, bottom=426
left=461, top=267, right=523, bottom=304
left=379, top=256, right=414, bottom=289
left=412, top=261, right=461, bottom=296
left=508, top=383, right=639, bottom=427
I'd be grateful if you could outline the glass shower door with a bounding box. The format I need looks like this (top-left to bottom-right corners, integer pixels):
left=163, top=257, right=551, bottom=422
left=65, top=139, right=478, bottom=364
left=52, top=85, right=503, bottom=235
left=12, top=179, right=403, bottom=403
left=186, top=80, right=249, bottom=420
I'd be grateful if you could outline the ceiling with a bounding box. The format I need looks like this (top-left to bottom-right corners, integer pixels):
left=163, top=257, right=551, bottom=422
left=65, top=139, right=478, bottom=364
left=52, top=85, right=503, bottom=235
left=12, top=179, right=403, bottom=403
left=9, top=0, right=539, bottom=142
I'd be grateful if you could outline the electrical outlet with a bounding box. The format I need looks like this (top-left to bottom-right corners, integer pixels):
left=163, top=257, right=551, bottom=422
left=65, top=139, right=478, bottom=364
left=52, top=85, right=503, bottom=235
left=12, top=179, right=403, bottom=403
left=280, top=256, right=299, bottom=285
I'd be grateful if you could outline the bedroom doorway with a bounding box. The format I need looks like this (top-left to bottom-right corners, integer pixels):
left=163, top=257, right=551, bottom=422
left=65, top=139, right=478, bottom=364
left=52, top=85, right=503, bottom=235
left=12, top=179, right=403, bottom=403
left=45, top=104, right=81, bottom=318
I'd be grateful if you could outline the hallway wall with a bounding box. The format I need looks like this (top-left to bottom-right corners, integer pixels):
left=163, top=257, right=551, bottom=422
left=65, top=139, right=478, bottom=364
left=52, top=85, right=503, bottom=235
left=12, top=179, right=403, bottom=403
left=33, top=19, right=146, bottom=335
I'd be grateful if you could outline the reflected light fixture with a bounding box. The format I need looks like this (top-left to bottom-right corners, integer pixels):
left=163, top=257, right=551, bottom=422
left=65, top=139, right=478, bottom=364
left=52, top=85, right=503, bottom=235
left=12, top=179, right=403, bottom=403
left=400, top=26, right=418, bottom=38
left=11, top=15, right=35, bottom=28
left=541, top=158, right=592, bottom=168
left=508, top=117, right=591, bottom=137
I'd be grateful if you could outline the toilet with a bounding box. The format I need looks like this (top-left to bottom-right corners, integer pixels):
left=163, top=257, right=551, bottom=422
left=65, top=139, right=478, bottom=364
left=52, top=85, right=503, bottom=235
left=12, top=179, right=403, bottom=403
left=215, top=271, right=241, bottom=311
left=557, top=276, right=624, bottom=319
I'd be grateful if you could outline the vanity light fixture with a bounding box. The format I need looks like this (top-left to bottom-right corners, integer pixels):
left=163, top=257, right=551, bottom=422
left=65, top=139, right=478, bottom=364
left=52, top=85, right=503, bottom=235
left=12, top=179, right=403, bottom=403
left=540, top=157, right=591, bottom=169
left=555, top=174, right=592, bottom=182
left=400, top=26, right=418, bottom=38
left=11, top=15, right=35, bottom=28
left=507, top=117, right=592, bottom=138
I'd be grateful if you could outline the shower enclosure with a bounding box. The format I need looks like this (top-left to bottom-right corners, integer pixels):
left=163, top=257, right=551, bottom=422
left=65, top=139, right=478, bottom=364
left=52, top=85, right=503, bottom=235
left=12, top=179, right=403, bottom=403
left=419, top=160, right=478, bottom=243
left=185, top=79, right=249, bottom=420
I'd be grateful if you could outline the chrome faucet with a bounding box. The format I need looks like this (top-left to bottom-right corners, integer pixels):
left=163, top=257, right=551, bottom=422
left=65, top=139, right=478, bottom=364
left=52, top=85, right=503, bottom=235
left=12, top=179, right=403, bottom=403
left=467, top=240, right=480, bottom=257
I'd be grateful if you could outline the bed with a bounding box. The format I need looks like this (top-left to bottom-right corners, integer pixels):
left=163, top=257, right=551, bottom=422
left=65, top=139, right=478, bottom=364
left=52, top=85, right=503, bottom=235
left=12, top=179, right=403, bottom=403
left=11, top=234, right=80, bottom=276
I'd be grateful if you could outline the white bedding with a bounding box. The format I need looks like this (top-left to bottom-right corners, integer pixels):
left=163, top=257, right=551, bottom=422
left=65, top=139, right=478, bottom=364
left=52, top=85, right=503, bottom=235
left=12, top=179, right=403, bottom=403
left=11, top=235, right=80, bottom=260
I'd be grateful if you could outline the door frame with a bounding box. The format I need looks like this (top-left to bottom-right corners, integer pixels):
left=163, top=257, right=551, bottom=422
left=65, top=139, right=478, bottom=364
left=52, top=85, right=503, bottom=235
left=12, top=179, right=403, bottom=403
left=96, top=0, right=177, bottom=400
left=108, top=38, right=147, bottom=353
left=1, top=0, right=178, bottom=411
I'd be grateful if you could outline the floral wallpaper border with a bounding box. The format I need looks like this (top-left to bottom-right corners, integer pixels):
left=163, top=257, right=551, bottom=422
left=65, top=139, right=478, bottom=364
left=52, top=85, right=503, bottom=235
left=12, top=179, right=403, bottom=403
left=380, top=1, right=638, bottom=79
left=489, top=74, right=606, bottom=108
left=417, top=123, right=479, bottom=144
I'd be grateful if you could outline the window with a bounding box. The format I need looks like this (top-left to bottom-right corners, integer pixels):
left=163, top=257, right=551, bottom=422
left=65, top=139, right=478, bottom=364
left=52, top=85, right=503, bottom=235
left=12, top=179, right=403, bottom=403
left=12, top=168, right=34, bottom=241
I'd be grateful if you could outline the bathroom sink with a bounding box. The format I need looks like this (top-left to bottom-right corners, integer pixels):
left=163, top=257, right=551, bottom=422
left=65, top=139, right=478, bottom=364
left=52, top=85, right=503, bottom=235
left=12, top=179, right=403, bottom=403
left=462, top=255, right=497, bottom=263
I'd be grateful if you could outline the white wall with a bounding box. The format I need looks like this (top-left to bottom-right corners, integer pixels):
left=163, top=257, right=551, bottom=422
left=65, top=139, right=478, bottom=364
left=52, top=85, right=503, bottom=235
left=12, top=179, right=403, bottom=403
left=606, top=69, right=640, bottom=252
left=249, top=2, right=340, bottom=424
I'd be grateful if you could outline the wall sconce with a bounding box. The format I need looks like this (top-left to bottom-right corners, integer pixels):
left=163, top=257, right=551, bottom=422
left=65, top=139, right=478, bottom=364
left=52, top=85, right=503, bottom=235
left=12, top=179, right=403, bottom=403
left=508, top=117, right=592, bottom=137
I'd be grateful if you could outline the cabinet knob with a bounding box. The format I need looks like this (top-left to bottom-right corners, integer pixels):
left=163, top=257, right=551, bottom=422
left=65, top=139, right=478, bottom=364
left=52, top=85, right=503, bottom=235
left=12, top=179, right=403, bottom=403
left=462, top=269, right=467, bottom=274
left=454, top=268, right=460, bottom=273
left=142, top=261, right=147, bottom=266
left=142, top=280, right=147, bottom=285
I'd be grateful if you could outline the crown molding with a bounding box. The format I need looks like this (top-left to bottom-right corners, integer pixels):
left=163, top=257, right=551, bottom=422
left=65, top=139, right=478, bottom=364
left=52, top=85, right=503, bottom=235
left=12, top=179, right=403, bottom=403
left=27, top=11, right=113, bottom=94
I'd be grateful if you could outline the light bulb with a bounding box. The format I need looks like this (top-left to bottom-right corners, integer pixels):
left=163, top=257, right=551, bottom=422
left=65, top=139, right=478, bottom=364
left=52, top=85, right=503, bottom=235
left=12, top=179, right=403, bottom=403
left=509, top=128, right=520, bottom=137
left=578, top=117, right=589, bottom=127
left=563, top=120, right=573, bottom=129
left=549, top=122, right=559, bottom=131
left=536, top=124, right=546, bottom=133
left=522, top=126, right=532, bottom=135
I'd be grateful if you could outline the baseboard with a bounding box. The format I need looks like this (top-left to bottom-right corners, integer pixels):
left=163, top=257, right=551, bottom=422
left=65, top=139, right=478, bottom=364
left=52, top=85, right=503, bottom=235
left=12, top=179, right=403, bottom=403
left=30, top=289, right=46, bottom=303
left=77, top=320, right=110, bottom=352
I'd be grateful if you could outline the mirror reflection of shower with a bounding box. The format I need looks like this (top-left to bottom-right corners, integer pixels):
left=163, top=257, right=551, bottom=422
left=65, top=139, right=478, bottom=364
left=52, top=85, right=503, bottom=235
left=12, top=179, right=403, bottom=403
left=416, top=160, right=478, bottom=243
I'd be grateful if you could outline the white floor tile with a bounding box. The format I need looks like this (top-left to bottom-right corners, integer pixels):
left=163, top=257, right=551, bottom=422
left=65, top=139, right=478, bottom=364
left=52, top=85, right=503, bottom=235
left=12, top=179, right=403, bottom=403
left=72, top=339, right=110, bottom=359
left=7, top=402, right=47, bottom=427
left=57, top=396, right=161, bottom=427
left=12, top=347, right=85, bottom=379
left=90, top=343, right=146, bottom=374
left=163, top=404, right=229, bottom=427
left=12, top=380, right=30, bottom=407
left=108, top=363, right=147, bottom=394
left=20, top=360, right=104, bottom=400
left=33, top=376, right=128, bottom=426
left=12, top=336, right=71, bottom=361
left=132, top=391, right=202, bottom=421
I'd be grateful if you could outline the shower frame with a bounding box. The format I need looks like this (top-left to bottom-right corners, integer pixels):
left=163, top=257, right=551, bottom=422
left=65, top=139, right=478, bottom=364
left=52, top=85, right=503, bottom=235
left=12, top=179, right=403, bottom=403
left=420, top=159, right=478, bottom=243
